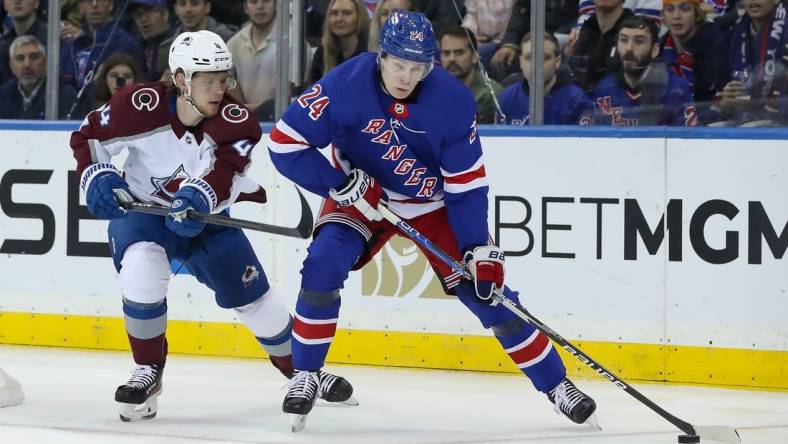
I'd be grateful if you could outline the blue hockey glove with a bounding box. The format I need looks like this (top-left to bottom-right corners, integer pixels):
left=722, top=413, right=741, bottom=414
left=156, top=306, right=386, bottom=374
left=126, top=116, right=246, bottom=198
left=165, top=187, right=209, bottom=237
left=463, top=245, right=505, bottom=303
left=85, top=170, right=132, bottom=220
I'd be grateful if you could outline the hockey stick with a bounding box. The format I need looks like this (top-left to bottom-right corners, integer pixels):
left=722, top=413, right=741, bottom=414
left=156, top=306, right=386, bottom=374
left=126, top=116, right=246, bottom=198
left=116, top=188, right=313, bottom=239
left=376, top=203, right=740, bottom=444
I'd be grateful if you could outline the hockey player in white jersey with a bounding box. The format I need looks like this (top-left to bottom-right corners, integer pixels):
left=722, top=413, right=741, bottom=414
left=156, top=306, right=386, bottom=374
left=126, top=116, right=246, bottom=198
left=69, top=30, right=353, bottom=422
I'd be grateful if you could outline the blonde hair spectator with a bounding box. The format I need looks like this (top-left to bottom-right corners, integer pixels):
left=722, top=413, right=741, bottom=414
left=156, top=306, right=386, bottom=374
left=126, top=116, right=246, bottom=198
left=320, top=0, right=370, bottom=76
left=368, top=0, right=412, bottom=52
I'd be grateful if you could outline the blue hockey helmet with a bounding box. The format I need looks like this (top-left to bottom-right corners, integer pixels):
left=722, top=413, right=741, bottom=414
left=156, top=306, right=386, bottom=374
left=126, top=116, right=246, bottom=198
left=379, top=9, right=437, bottom=63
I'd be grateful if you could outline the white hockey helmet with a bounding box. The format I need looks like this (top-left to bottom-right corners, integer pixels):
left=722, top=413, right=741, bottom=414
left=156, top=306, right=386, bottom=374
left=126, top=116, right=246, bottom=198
left=168, top=30, right=233, bottom=82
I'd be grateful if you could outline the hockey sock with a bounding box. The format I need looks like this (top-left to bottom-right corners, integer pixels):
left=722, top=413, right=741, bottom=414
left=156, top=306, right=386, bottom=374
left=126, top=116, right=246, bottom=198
left=291, top=289, right=341, bottom=371
left=493, top=317, right=565, bottom=393
left=123, top=298, right=168, bottom=365
left=256, top=316, right=295, bottom=377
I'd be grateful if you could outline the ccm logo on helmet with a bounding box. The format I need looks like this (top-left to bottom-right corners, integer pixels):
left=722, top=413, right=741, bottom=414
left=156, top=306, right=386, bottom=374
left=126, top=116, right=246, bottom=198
left=131, top=88, right=160, bottom=111
left=221, top=104, right=249, bottom=123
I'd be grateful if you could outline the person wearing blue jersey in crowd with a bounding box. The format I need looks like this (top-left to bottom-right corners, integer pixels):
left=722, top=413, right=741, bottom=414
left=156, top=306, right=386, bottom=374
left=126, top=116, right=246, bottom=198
left=496, top=31, right=593, bottom=125
left=590, top=15, right=699, bottom=126
left=659, top=0, right=724, bottom=124
left=268, top=9, right=597, bottom=432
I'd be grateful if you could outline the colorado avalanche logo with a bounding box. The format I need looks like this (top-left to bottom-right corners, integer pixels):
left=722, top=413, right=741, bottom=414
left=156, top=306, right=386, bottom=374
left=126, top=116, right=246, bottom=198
left=151, top=164, right=189, bottom=201
left=131, top=88, right=160, bottom=111
left=241, top=265, right=260, bottom=288
left=221, top=104, right=249, bottom=123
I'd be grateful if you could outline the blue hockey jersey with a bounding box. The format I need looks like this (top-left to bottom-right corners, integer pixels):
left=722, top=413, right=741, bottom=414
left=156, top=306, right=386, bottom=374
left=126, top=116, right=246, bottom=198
left=496, top=77, right=593, bottom=125
left=268, top=52, right=490, bottom=251
left=590, top=68, right=698, bottom=126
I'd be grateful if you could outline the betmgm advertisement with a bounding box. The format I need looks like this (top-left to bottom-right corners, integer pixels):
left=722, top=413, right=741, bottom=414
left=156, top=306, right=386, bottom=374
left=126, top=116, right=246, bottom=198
left=0, top=125, right=786, bottom=389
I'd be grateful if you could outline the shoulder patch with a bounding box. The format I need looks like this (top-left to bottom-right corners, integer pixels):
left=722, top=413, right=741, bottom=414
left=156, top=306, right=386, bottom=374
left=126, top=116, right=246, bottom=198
left=221, top=104, right=249, bottom=123
left=131, top=87, right=160, bottom=111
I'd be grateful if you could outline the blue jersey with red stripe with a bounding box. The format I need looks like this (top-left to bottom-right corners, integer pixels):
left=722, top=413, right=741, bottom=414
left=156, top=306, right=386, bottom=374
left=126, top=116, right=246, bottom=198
left=268, top=52, right=490, bottom=252
left=590, top=70, right=698, bottom=126
left=496, top=78, right=593, bottom=125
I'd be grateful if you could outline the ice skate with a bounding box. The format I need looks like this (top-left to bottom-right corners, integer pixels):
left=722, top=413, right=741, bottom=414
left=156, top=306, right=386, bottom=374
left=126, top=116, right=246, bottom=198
left=547, top=377, right=598, bottom=427
left=114, top=364, right=163, bottom=422
left=0, top=368, right=24, bottom=408
left=283, top=370, right=320, bottom=432
left=318, top=370, right=358, bottom=406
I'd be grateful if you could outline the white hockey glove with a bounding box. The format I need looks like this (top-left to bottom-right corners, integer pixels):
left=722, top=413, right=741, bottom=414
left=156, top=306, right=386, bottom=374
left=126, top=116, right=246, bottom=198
left=329, top=169, right=383, bottom=222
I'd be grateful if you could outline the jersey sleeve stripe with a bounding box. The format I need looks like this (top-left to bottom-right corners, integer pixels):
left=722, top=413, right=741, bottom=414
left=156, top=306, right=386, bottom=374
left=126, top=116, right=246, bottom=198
left=268, top=120, right=311, bottom=154
left=444, top=176, right=488, bottom=194
left=443, top=164, right=487, bottom=185
left=440, top=156, right=484, bottom=178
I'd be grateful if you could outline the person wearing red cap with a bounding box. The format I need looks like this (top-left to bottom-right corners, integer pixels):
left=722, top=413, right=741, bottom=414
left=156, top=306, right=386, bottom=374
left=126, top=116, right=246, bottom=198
left=659, top=0, right=724, bottom=123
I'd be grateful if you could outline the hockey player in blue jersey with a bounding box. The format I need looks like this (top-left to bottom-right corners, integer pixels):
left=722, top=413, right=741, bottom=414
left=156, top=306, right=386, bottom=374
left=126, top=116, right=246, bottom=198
left=268, top=9, right=597, bottom=432
left=496, top=32, right=593, bottom=125
left=590, top=16, right=699, bottom=126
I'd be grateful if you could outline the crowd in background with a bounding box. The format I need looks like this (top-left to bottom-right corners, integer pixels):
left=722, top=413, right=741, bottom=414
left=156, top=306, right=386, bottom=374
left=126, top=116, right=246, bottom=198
left=0, top=0, right=784, bottom=126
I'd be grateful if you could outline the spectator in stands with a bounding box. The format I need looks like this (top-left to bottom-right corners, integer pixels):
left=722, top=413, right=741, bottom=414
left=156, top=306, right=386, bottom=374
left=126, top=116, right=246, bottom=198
left=660, top=0, right=724, bottom=123
left=91, top=52, right=144, bottom=108
left=60, top=0, right=143, bottom=90
left=155, top=0, right=239, bottom=84
left=497, top=32, right=592, bottom=124
left=309, top=0, right=370, bottom=84
left=489, top=0, right=579, bottom=80
left=715, top=0, right=787, bottom=125
left=170, top=0, right=238, bottom=41
left=566, top=0, right=635, bottom=93
left=0, top=0, right=47, bottom=84
left=462, top=0, right=515, bottom=72
left=130, top=0, right=176, bottom=81
left=0, top=35, right=79, bottom=119
left=59, top=0, right=84, bottom=40
left=439, top=26, right=502, bottom=124
left=227, top=0, right=277, bottom=111
left=589, top=16, right=698, bottom=126
left=411, top=0, right=462, bottom=37
left=368, top=0, right=412, bottom=51
left=210, top=0, right=247, bottom=28
left=576, top=0, right=661, bottom=28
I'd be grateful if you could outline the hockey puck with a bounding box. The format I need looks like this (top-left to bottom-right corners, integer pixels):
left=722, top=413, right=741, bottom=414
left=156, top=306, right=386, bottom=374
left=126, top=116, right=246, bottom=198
left=677, top=435, right=700, bottom=443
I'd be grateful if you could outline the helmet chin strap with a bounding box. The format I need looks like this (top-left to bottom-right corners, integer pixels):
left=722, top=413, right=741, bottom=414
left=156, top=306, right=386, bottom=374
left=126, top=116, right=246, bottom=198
left=174, top=71, right=207, bottom=119
left=184, top=79, right=207, bottom=118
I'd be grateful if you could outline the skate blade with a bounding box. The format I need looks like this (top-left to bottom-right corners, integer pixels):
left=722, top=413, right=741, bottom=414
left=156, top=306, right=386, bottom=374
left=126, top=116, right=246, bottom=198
left=290, top=413, right=307, bottom=432
left=339, top=395, right=359, bottom=406
left=118, top=396, right=158, bottom=422
left=583, top=412, right=602, bottom=430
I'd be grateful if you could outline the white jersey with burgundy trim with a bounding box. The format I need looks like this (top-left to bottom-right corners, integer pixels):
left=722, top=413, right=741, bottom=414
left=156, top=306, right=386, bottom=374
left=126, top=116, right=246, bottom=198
left=70, top=82, right=265, bottom=213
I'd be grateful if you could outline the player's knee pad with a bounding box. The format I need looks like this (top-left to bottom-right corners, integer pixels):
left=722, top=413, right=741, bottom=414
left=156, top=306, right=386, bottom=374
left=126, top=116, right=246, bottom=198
left=491, top=316, right=528, bottom=337
left=298, top=288, right=340, bottom=308
left=233, top=287, right=291, bottom=339
left=118, top=242, right=170, bottom=305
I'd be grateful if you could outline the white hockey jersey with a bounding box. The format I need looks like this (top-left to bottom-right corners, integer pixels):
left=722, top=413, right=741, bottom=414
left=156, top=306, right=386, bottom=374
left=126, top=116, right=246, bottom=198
left=71, top=82, right=265, bottom=213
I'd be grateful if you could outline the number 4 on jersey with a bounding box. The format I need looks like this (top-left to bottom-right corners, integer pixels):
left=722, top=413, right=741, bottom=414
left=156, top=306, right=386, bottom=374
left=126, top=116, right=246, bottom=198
left=297, top=84, right=330, bottom=121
